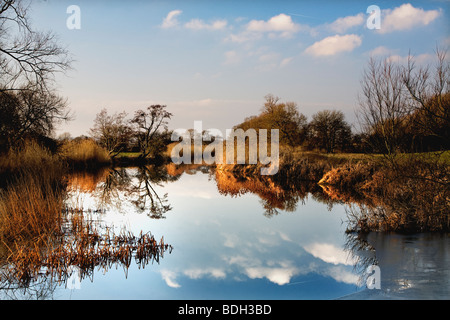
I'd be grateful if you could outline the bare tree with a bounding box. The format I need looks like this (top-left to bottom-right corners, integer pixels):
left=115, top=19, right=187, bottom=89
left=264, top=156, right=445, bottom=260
left=89, top=108, right=132, bottom=157
left=130, top=105, right=172, bottom=159
left=402, top=48, right=450, bottom=149
left=0, top=88, right=70, bottom=150
left=0, top=0, right=72, bottom=151
left=358, top=49, right=450, bottom=157
left=0, top=0, right=72, bottom=93
left=357, top=57, right=409, bottom=159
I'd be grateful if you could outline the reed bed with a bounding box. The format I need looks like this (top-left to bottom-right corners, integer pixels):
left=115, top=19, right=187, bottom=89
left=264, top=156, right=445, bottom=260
left=0, top=170, right=66, bottom=247
left=0, top=140, right=171, bottom=286
left=59, top=138, right=111, bottom=169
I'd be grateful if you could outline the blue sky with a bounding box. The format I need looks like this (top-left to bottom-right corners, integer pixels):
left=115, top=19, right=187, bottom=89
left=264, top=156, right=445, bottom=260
left=30, top=0, right=449, bottom=137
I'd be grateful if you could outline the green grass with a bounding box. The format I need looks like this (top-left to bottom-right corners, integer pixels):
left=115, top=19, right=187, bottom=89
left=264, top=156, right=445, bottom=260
left=115, top=152, right=142, bottom=158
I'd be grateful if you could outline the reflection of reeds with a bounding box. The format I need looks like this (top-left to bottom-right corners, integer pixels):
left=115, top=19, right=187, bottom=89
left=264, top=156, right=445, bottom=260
left=343, top=227, right=378, bottom=287
left=1, top=209, right=172, bottom=286
left=321, top=158, right=450, bottom=233
left=0, top=142, right=172, bottom=289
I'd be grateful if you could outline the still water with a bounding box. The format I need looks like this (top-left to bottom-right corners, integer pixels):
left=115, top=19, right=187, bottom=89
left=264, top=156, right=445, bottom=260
left=3, top=165, right=450, bottom=299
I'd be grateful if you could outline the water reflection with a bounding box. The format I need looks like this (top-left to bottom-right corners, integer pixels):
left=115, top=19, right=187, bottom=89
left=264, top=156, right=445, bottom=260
left=61, top=164, right=450, bottom=299
left=67, top=165, right=179, bottom=219
left=0, top=210, right=172, bottom=300
left=1, top=164, right=448, bottom=299
left=341, top=232, right=450, bottom=299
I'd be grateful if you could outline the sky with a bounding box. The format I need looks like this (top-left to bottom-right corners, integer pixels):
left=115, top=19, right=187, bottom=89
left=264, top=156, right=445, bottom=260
left=29, top=0, right=449, bottom=137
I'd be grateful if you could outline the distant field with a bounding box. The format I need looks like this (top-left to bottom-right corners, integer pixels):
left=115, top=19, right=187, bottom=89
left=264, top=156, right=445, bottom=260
left=290, top=148, right=450, bottom=165
left=163, top=142, right=450, bottom=166
left=115, top=152, right=142, bottom=158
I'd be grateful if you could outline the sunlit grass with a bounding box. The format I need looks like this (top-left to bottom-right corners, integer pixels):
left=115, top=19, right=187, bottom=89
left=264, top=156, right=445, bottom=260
left=59, top=138, right=111, bottom=168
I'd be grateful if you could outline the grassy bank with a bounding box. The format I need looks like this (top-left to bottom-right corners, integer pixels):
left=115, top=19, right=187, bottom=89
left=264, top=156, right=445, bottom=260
left=318, top=153, right=449, bottom=233
left=212, top=145, right=449, bottom=233
left=0, top=140, right=173, bottom=285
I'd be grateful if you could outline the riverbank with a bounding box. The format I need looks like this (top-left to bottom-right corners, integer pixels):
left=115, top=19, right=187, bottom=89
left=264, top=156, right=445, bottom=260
left=213, top=148, right=449, bottom=233
left=1, top=140, right=448, bottom=234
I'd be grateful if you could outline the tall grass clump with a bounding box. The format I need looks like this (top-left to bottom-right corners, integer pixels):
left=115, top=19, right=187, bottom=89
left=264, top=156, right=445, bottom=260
left=0, top=141, right=67, bottom=277
left=0, top=170, right=65, bottom=248
left=0, top=140, right=63, bottom=176
left=60, top=138, right=111, bottom=169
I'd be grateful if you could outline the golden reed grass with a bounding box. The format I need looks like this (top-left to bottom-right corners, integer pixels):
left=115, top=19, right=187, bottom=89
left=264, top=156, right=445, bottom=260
left=59, top=138, right=111, bottom=168
left=0, top=141, right=171, bottom=286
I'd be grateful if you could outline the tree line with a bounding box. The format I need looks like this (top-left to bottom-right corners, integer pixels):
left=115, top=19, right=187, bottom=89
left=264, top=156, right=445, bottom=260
left=358, top=48, right=449, bottom=158
left=0, top=0, right=448, bottom=160
left=234, top=94, right=354, bottom=153
left=87, top=105, right=172, bottom=159
left=234, top=49, right=449, bottom=156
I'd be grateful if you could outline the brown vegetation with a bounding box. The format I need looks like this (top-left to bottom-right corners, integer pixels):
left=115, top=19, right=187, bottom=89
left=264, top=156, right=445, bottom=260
left=319, top=157, right=449, bottom=233
left=1, top=209, right=172, bottom=285
left=59, top=138, right=111, bottom=168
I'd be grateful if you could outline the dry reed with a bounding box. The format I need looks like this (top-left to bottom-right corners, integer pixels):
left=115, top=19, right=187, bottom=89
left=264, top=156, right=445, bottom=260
left=1, top=209, right=173, bottom=286
left=59, top=138, right=111, bottom=168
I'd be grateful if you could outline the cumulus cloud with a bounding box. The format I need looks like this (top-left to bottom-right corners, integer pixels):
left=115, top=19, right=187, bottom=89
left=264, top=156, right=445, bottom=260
left=185, top=19, right=228, bottom=30
left=245, top=266, right=299, bottom=285
left=368, top=45, right=394, bottom=57
left=379, top=3, right=441, bottom=34
left=162, top=10, right=227, bottom=31
left=325, top=266, right=360, bottom=285
left=226, top=13, right=304, bottom=42
left=161, top=10, right=182, bottom=29
left=305, top=34, right=362, bottom=57
left=184, top=268, right=226, bottom=279
left=246, top=13, right=302, bottom=38
left=304, top=243, right=356, bottom=266
left=279, top=57, right=293, bottom=68
left=386, top=53, right=434, bottom=65
left=328, top=13, right=365, bottom=33
left=160, top=270, right=181, bottom=288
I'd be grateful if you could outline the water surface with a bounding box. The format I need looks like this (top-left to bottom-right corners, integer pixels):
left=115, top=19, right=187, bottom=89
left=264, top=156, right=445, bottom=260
left=2, top=165, right=449, bottom=300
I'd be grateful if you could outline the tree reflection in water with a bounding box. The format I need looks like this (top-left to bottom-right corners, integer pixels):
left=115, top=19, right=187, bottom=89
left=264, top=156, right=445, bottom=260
left=85, top=165, right=180, bottom=219
left=2, top=163, right=440, bottom=299
left=0, top=165, right=178, bottom=300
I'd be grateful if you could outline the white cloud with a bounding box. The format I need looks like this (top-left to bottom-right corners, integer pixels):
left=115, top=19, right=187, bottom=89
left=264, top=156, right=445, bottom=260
left=325, top=266, right=359, bottom=285
left=246, top=13, right=302, bottom=38
left=245, top=266, right=298, bottom=285
left=226, top=13, right=306, bottom=43
left=160, top=270, right=181, bottom=288
left=184, top=268, right=226, bottom=279
left=162, top=10, right=227, bottom=31
left=305, top=34, right=362, bottom=57
left=185, top=19, right=228, bottom=31
left=161, top=10, right=182, bottom=29
left=223, top=50, right=241, bottom=65
left=304, top=243, right=356, bottom=266
left=328, top=13, right=365, bottom=33
left=379, top=3, right=441, bottom=34
left=368, top=45, right=394, bottom=57
left=387, top=53, right=434, bottom=65
left=367, top=47, right=435, bottom=66
left=225, top=31, right=262, bottom=43
left=280, top=57, right=293, bottom=68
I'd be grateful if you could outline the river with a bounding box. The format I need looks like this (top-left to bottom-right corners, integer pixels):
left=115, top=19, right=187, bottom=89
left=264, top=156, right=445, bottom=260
left=1, top=165, right=448, bottom=300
